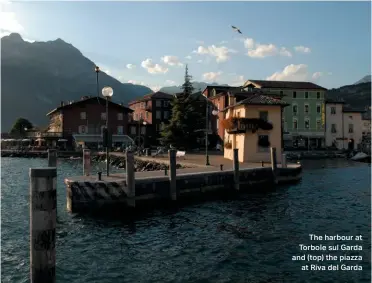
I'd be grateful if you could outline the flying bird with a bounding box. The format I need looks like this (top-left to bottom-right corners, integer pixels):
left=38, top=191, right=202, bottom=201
left=231, top=25, right=242, bottom=34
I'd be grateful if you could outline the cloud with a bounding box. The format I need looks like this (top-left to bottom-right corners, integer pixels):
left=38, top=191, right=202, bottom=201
left=128, top=80, right=147, bottom=85
left=312, top=71, right=332, bottom=80
left=185, top=55, right=192, bottom=60
left=141, top=58, right=168, bottom=74
left=161, top=55, right=183, bottom=67
left=165, top=80, right=176, bottom=85
left=0, top=12, right=23, bottom=33
left=193, top=45, right=235, bottom=63
left=220, top=40, right=228, bottom=44
left=247, top=44, right=292, bottom=58
left=244, top=38, right=255, bottom=49
left=197, top=60, right=203, bottom=63
left=126, top=64, right=136, bottom=69
left=294, top=46, right=311, bottom=54
left=229, top=75, right=246, bottom=86
left=266, top=64, right=309, bottom=81
left=203, top=71, right=223, bottom=82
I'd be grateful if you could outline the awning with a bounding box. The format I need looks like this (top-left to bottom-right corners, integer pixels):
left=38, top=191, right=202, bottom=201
left=112, top=135, right=134, bottom=143
left=73, top=134, right=134, bottom=144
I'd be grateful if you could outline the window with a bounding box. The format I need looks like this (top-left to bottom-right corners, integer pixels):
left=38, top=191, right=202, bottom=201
left=134, top=113, right=138, bottom=120
left=140, top=102, right=145, bottom=109
left=293, top=91, right=297, bottom=98
left=293, top=105, right=298, bottom=114
left=236, top=111, right=240, bottom=117
left=139, top=112, right=143, bottom=120
left=80, top=112, right=86, bottom=120
left=348, top=124, right=354, bottom=133
left=305, top=92, right=308, bottom=99
left=305, top=104, right=309, bottom=114
left=164, top=111, right=169, bottom=119
left=259, top=111, right=268, bottom=121
left=317, top=92, right=321, bottom=99
left=163, top=100, right=169, bottom=107
left=331, top=107, right=336, bottom=115
left=101, top=112, right=106, bottom=120
left=156, top=100, right=162, bottom=107
left=284, top=121, right=288, bottom=132
left=316, top=104, right=321, bottom=114
left=130, top=126, right=136, bottom=135
left=156, top=124, right=160, bottom=132
left=305, top=119, right=310, bottom=129
left=331, top=124, right=337, bottom=133
left=156, top=110, right=161, bottom=119
left=140, top=126, right=146, bottom=135
left=79, top=125, right=87, bottom=134
left=101, top=126, right=106, bottom=134
left=280, top=91, right=283, bottom=95
left=349, top=115, right=353, bottom=120
left=117, top=126, right=124, bottom=135
left=216, top=118, right=219, bottom=130
left=316, top=120, right=321, bottom=130
left=117, top=113, right=123, bottom=120
left=258, top=135, right=270, bottom=152
left=293, top=120, right=298, bottom=129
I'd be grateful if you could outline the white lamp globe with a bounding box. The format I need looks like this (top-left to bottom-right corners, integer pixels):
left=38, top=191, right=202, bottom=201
left=102, top=86, right=114, bottom=97
left=212, top=110, right=219, bottom=116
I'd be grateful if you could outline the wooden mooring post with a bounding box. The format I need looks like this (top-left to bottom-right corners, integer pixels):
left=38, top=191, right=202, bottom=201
left=29, top=167, right=57, bottom=283
left=270, top=147, right=278, bottom=183
left=47, top=149, right=57, bottom=167
left=126, top=151, right=135, bottom=207
left=233, top=148, right=240, bottom=191
left=169, top=149, right=177, bottom=200
left=83, top=149, right=91, bottom=176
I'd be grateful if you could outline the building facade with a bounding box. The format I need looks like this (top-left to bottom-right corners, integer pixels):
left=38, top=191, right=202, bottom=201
left=222, top=93, right=288, bottom=163
left=128, top=91, right=173, bottom=146
left=45, top=96, right=133, bottom=148
left=325, top=100, right=364, bottom=150
left=243, top=80, right=327, bottom=149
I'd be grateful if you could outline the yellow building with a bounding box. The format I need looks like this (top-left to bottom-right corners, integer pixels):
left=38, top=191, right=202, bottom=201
left=222, top=92, right=289, bottom=163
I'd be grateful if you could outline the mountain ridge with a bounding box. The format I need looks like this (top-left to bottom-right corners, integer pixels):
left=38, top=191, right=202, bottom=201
left=1, top=33, right=152, bottom=131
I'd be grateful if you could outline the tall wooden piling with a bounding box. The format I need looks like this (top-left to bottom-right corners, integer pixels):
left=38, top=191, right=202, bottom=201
left=281, top=153, right=287, bottom=168
left=83, top=149, right=91, bottom=176
left=270, top=147, right=278, bottom=183
left=47, top=149, right=57, bottom=167
left=233, top=148, right=239, bottom=191
left=29, top=168, right=57, bottom=283
left=169, top=149, right=177, bottom=200
left=126, top=152, right=135, bottom=207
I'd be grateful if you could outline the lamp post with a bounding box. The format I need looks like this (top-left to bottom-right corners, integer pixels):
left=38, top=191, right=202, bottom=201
left=102, top=86, right=113, bottom=176
left=205, top=99, right=210, bottom=165
left=95, top=66, right=100, bottom=97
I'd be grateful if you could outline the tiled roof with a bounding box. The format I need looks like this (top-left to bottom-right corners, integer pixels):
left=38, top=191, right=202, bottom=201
left=222, top=93, right=289, bottom=112
left=245, top=80, right=327, bottom=90
left=342, top=107, right=366, bottom=113
left=46, top=96, right=132, bottom=116
left=129, top=91, right=174, bottom=105
left=325, top=98, right=345, bottom=104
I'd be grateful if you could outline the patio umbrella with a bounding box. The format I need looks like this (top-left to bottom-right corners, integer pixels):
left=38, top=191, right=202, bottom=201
left=22, top=139, right=31, bottom=142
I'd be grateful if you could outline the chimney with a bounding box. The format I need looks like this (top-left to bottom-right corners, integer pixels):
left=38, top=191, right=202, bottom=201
left=60, top=101, right=64, bottom=107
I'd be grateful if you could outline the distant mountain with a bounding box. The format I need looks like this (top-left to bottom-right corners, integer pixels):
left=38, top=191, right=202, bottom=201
left=326, top=81, right=371, bottom=111
left=354, top=75, right=371, bottom=85
left=160, top=82, right=229, bottom=94
left=1, top=33, right=152, bottom=131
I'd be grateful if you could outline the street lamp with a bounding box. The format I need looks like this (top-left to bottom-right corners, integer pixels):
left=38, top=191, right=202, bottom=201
left=95, top=66, right=100, bottom=97
left=102, top=86, right=113, bottom=176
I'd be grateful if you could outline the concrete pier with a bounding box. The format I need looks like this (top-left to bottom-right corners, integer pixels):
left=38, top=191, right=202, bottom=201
left=64, top=158, right=302, bottom=213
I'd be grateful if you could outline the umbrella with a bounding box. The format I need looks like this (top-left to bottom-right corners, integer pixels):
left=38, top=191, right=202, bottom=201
left=58, top=139, right=68, bottom=142
left=22, top=139, right=31, bottom=142
left=35, top=138, right=45, bottom=142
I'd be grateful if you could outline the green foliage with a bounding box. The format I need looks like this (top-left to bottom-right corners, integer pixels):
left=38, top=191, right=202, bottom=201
left=10, top=117, right=33, bottom=137
left=159, top=65, right=206, bottom=149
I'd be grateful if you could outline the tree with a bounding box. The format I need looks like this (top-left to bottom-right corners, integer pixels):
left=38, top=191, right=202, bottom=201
left=159, top=65, right=204, bottom=149
left=10, top=117, right=33, bottom=137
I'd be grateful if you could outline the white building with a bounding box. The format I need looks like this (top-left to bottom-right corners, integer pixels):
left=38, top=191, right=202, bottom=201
left=361, top=115, right=371, bottom=137
left=325, top=100, right=364, bottom=150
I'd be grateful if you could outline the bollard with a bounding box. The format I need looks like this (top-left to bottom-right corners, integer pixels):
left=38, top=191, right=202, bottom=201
left=233, top=148, right=239, bottom=191
left=169, top=149, right=177, bottom=200
left=145, top=148, right=150, bottom=156
left=281, top=153, right=287, bottom=168
left=164, top=167, right=168, bottom=176
left=220, top=164, right=223, bottom=171
left=29, top=167, right=57, bottom=283
left=83, top=149, right=91, bottom=176
left=98, top=172, right=102, bottom=181
left=126, top=152, right=135, bottom=207
left=47, top=149, right=57, bottom=167
left=261, top=161, right=264, bottom=167
left=270, top=147, right=278, bottom=183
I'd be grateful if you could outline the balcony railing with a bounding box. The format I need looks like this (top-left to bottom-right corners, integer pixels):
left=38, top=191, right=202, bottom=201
left=25, top=132, right=63, bottom=138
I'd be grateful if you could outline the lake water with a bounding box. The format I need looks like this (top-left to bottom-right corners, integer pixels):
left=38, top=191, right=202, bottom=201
left=1, top=157, right=371, bottom=282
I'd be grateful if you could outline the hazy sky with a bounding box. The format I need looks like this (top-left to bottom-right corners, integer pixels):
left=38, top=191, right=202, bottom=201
left=1, top=0, right=371, bottom=91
